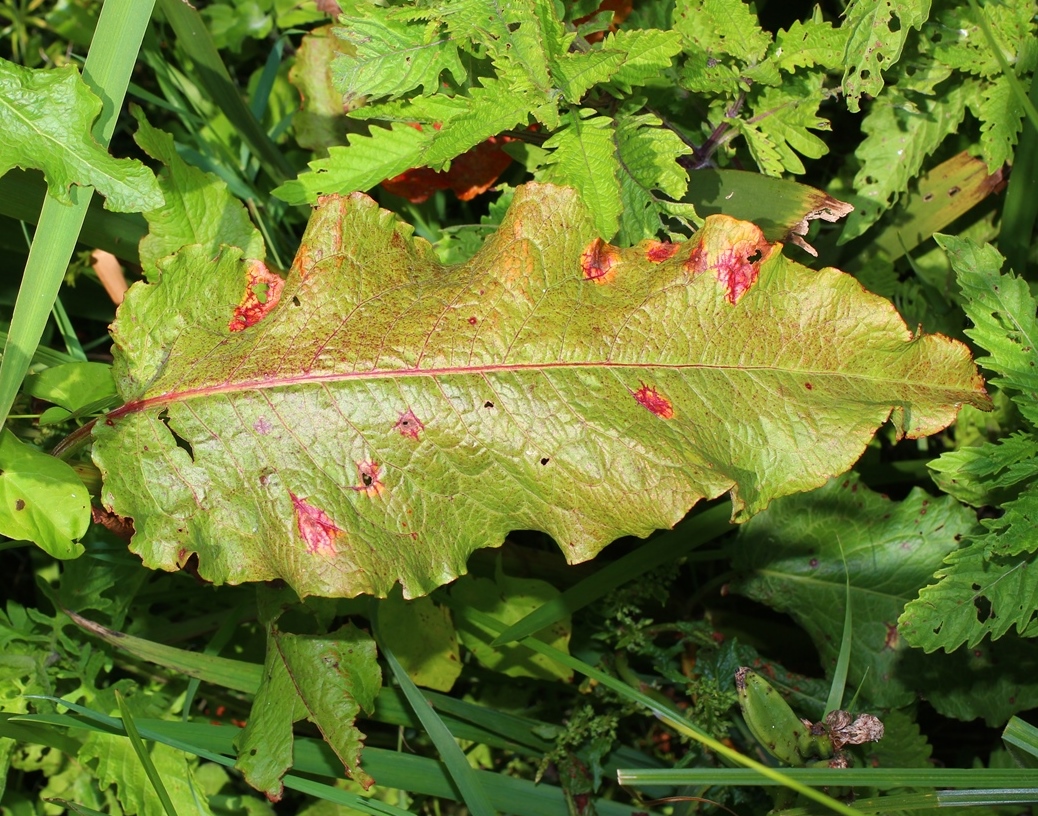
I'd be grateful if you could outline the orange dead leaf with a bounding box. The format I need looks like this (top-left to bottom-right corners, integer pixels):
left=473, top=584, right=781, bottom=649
left=381, top=136, right=514, bottom=203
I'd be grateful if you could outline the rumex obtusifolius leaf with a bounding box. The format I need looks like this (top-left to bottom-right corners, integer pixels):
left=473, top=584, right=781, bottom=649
left=92, top=183, right=988, bottom=600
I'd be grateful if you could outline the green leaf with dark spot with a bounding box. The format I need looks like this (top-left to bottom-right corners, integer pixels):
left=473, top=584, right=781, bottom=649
left=93, top=183, right=988, bottom=600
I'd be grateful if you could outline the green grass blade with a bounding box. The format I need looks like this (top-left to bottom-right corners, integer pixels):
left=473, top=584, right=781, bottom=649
left=114, top=691, right=180, bottom=816
left=18, top=710, right=651, bottom=816
left=155, top=0, right=294, bottom=185
left=51, top=298, right=87, bottom=361
left=20, top=700, right=414, bottom=816
left=442, top=601, right=860, bottom=816
left=825, top=543, right=852, bottom=714
left=612, top=767, right=1038, bottom=788
left=0, top=0, right=156, bottom=428
left=999, top=71, right=1038, bottom=280
left=373, top=602, right=498, bottom=816
left=1003, top=715, right=1038, bottom=768
left=181, top=601, right=251, bottom=722
left=0, top=170, right=146, bottom=263
left=492, top=504, right=732, bottom=646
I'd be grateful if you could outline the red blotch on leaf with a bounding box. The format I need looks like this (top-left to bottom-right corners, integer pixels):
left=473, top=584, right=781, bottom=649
left=684, top=227, right=773, bottom=304
left=292, top=493, right=342, bottom=556
left=632, top=383, right=674, bottom=419
left=645, top=240, right=680, bottom=263
left=580, top=238, right=620, bottom=284
left=353, top=460, right=385, bottom=496
left=229, top=260, right=284, bottom=332
left=381, top=135, right=514, bottom=203
left=394, top=409, right=424, bottom=440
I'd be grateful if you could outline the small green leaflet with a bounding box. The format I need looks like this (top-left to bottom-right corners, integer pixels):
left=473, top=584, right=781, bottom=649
left=0, top=58, right=161, bottom=212
left=93, top=184, right=987, bottom=600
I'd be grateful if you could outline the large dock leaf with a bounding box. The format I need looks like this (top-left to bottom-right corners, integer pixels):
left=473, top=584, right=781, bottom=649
left=93, top=184, right=988, bottom=598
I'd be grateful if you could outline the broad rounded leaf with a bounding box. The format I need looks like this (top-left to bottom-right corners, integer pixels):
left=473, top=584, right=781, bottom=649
left=0, top=59, right=162, bottom=212
left=93, top=184, right=988, bottom=599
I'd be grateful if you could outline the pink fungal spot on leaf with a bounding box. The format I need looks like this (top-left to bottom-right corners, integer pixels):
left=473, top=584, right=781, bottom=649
left=291, top=493, right=341, bottom=556
left=353, top=460, right=384, bottom=496
left=580, top=237, right=620, bottom=284
left=254, top=417, right=273, bottom=435
left=645, top=240, right=680, bottom=263
left=394, top=408, right=424, bottom=440
left=632, top=383, right=674, bottom=419
left=229, top=260, right=285, bottom=332
left=683, top=217, right=774, bottom=304
left=468, top=316, right=478, bottom=325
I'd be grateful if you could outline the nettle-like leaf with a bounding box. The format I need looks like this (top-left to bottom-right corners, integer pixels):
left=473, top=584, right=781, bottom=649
left=842, top=85, right=968, bottom=242
left=733, top=472, right=978, bottom=708
left=92, top=184, right=988, bottom=600
left=673, top=0, right=771, bottom=63
left=234, top=623, right=381, bottom=799
left=770, top=13, right=848, bottom=73
left=275, top=79, right=531, bottom=205
left=900, top=235, right=1038, bottom=652
left=332, top=14, right=466, bottom=103
left=0, top=58, right=161, bottom=212
left=540, top=108, right=622, bottom=238
left=603, top=29, right=684, bottom=94
left=975, top=75, right=1027, bottom=173
left=842, top=0, right=932, bottom=112
left=928, top=0, right=1037, bottom=79
left=740, top=77, right=831, bottom=176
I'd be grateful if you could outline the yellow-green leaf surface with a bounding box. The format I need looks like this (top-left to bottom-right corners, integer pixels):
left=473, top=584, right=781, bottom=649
left=0, top=58, right=161, bottom=212
left=92, top=184, right=988, bottom=599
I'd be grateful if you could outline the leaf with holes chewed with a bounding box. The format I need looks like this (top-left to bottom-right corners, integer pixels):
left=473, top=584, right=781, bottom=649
left=91, top=183, right=989, bottom=599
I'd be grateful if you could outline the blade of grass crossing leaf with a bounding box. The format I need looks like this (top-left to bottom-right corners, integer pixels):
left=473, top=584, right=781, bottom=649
left=156, top=0, right=293, bottom=185
left=442, top=602, right=860, bottom=816
left=0, top=0, right=155, bottom=428
left=614, top=767, right=1038, bottom=788
left=51, top=298, right=87, bottom=361
left=825, top=540, right=852, bottom=715
left=493, top=504, right=733, bottom=646
left=181, top=601, right=251, bottom=722
left=114, top=691, right=180, bottom=816
left=22, top=699, right=416, bottom=816
left=999, top=70, right=1038, bottom=279
left=373, top=602, right=498, bottom=816
left=1003, top=716, right=1038, bottom=768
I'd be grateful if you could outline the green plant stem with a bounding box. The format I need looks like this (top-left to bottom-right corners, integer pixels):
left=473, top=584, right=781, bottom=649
left=0, top=0, right=155, bottom=429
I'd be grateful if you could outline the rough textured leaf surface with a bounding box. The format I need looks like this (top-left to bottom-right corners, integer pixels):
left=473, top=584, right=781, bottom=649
left=93, top=184, right=987, bottom=599
left=0, top=59, right=161, bottom=212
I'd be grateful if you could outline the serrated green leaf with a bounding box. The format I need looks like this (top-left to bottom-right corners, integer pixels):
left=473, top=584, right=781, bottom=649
left=552, top=49, right=626, bottom=102
left=133, top=109, right=265, bottom=279
left=234, top=624, right=381, bottom=799
left=0, top=59, right=161, bottom=212
left=744, top=77, right=831, bottom=175
left=604, top=29, right=684, bottom=94
left=540, top=109, right=622, bottom=238
left=771, top=15, right=848, bottom=73
left=842, top=0, right=932, bottom=112
left=0, top=430, right=89, bottom=559
left=928, top=0, right=1038, bottom=79
left=332, top=15, right=465, bottom=102
left=900, top=486, right=1038, bottom=651
left=674, top=0, right=771, bottom=62
left=678, top=50, right=743, bottom=94
left=936, top=234, right=1038, bottom=425
left=275, top=80, right=532, bottom=205
left=976, top=74, right=1026, bottom=172
left=732, top=119, right=785, bottom=177
left=842, top=85, right=968, bottom=241
left=732, top=473, right=978, bottom=708
left=378, top=590, right=461, bottom=691
left=93, top=184, right=988, bottom=600
left=929, top=431, right=1038, bottom=507
left=613, top=111, right=695, bottom=244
